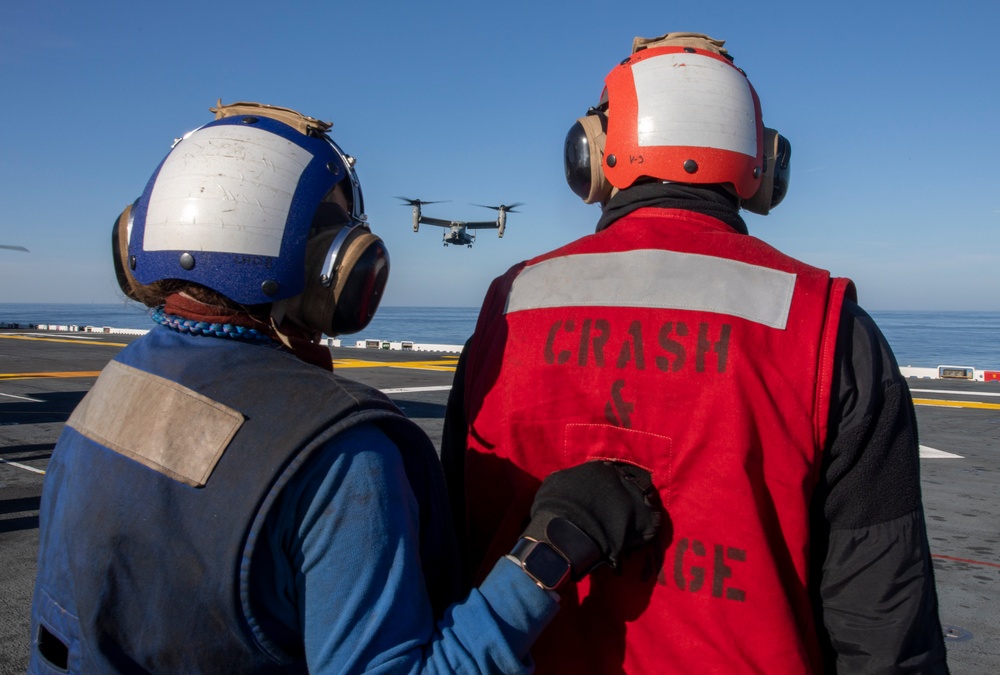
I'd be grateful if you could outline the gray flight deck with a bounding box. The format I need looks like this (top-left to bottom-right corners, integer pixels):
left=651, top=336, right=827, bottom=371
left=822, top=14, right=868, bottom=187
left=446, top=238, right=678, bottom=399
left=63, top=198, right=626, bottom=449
left=1, top=329, right=997, bottom=673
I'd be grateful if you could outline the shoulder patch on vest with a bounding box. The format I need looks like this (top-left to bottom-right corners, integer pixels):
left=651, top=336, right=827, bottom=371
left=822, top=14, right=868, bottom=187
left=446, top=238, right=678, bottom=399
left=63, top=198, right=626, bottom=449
left=67, top=360, right=244, bottom=487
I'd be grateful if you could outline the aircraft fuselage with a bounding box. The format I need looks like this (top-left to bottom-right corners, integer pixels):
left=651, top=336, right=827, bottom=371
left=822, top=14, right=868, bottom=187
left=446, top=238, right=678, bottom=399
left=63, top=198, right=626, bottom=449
left=443, top=225, right=474, bottom=247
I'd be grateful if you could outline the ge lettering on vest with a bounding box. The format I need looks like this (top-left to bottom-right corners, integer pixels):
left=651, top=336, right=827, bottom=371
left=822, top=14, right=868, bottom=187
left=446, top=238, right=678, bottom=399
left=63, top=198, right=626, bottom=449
left=667, top=538, right=747, bottom=602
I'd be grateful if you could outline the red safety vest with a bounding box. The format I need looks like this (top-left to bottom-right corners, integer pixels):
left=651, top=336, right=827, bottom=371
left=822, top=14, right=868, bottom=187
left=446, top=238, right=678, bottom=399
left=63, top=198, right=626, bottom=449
left=462, top=208, right=854, bottom=674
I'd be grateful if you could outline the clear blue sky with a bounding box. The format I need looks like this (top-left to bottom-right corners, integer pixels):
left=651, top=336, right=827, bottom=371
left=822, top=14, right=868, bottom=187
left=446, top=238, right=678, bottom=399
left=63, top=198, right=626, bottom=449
left=2, top=1, right=998, bottom=310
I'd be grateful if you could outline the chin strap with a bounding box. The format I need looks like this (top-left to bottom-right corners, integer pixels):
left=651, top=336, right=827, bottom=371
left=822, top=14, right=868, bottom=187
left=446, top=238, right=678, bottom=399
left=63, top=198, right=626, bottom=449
left=266, top=315, right=335, bottom=371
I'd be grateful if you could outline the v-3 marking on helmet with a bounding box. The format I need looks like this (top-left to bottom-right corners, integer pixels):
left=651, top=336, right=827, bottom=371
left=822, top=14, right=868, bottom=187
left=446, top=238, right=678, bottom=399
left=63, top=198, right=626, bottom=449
left=564, top=36, right=791, bottom=215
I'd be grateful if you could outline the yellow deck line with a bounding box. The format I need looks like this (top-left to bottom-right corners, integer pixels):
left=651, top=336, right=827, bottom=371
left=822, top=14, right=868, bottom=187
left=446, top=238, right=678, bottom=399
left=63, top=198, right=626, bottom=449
left=912, top=398, right=1000, bottom=410
left=0, top=371, right=103, bottom=381
left=333, top=358, right=456, bottom=372
left=0, top=335, right=129, bottom=347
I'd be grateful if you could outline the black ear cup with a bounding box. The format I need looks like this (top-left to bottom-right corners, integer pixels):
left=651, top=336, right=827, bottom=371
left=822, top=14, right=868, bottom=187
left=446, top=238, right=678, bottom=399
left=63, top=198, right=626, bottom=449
left=283, top=226, right=390, bottom=336
left=742, top=128, right=791, bottom=216
left=565, top=113, right=612, bottom=205
left=768, top=133, right=791, bottom=209
left=111, top=203, right=142, bottom=302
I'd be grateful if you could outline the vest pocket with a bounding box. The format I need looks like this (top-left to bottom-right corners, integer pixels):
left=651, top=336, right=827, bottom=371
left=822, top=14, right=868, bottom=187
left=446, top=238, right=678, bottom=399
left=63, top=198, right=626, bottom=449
left=561, top=422, right=673, bottom=509
left=37, top=624, right=69, bottom=670
left=31, top=589, right=80, bottom=673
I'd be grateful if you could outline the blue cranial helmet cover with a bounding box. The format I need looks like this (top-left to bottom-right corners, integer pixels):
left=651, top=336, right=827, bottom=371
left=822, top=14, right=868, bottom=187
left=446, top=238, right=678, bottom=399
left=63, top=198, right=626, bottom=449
left=128, top=115, right=351, bottom=304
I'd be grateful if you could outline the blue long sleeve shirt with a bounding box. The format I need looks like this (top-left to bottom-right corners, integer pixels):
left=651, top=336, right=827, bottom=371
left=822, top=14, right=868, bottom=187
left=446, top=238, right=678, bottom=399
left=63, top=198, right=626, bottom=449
left=250, top=422, right=560, bottom=673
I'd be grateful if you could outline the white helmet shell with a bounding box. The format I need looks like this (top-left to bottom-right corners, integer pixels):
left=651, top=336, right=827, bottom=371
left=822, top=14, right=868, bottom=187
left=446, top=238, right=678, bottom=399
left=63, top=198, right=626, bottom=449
left=602, top=46, right=764, bottom=199
left=128, top=115, right=358, bottom=304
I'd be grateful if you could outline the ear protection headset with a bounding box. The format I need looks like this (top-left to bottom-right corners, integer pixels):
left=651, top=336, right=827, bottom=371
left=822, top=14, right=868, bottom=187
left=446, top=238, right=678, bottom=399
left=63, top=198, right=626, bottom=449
left=564, top=106, right=610, bottom=205
left=564, top=34, right=791, bottom=215
left=111, top=201, right=141, bottom=303
left=275, top=202, right=390, bottom=337
left=741, top=127, right=792, bottom=216
left=113, top=103, right=388, bottom=336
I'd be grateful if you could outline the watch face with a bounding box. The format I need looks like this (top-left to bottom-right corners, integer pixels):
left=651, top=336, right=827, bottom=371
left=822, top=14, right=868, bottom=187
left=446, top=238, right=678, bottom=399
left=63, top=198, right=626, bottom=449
left=523, top=542, right=571, bottom=589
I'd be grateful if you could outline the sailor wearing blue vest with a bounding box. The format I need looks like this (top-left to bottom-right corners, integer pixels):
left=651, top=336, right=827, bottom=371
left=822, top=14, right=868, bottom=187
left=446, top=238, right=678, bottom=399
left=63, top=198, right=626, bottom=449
left=29, top=101, right=662, bottom=674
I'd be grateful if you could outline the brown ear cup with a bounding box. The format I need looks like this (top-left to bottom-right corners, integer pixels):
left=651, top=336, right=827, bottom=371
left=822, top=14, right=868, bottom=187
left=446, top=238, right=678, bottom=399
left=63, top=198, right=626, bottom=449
left=111, top=204, right=142, bottom=302
left=283, top=226, right=390, bottom=336
left=579, top=114, right=612, bottom=205
left=565, top=113, right=613, bottom=205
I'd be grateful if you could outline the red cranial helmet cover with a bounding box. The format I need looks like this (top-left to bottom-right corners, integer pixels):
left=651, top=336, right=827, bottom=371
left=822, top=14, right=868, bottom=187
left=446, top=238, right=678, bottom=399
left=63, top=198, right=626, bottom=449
left=602, top=46, right=764, bottom=199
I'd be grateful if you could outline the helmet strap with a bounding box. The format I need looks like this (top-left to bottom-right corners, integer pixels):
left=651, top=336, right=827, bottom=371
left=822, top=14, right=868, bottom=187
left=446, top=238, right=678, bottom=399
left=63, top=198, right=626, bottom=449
left=209, top=99, right=332, bottom=137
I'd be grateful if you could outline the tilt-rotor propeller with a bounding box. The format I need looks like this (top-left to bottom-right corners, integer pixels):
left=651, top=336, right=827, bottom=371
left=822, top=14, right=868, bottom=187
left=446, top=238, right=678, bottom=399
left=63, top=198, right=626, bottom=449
left=396, top=197, right=449, bottom=207
left=473, top=202, right=524, bottom=213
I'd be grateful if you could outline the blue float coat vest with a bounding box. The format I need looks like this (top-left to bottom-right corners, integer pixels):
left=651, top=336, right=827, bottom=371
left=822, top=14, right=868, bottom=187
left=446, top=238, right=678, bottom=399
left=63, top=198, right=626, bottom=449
left=30, top=327, right=458, bottom=673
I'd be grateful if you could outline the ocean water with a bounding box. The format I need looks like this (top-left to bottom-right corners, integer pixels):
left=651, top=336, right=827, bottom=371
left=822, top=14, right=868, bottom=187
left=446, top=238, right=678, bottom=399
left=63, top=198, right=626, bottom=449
left=868, top=310, right=1000, bottom=369
left=0, top=303, right=155, bottom=332
left=0, top=303, right=479, bottom=348
left=2, top=303, right=997, bottom=368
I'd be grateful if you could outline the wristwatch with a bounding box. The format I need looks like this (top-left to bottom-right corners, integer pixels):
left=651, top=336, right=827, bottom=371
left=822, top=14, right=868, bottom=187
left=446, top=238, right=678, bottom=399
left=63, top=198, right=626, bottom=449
left=507, top=537, right=572, bottom=590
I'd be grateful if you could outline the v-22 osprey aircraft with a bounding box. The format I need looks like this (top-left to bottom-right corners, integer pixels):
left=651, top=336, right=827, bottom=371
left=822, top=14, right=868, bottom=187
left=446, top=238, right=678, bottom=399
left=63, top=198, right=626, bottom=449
left=397, top=197, right=522, bottom=248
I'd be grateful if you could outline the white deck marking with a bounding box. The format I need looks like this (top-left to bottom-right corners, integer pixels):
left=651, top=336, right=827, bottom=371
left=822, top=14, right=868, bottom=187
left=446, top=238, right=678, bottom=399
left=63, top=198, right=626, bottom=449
left=920, top=445, right=963, bottom=459
left=910, top=388, right=1000, bottom=398
left=0, top=392, right=43, bottom=402
left=379, top=386, right=453, bottom=394
left=0, top=458, right=45, bottom=474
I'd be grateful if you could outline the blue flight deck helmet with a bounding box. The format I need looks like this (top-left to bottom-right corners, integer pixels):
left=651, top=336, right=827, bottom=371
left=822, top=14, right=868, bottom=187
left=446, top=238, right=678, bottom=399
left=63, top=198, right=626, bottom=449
left=115, top=103, right=389, bottom=335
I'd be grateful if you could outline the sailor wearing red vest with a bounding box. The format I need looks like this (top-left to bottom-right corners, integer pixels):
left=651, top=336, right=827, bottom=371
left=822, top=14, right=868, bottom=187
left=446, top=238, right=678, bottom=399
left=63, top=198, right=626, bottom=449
left=443, top=33, right=948, bottom=673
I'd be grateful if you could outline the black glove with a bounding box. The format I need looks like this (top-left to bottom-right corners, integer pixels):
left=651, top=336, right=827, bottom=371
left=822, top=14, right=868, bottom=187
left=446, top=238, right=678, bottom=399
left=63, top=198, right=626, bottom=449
left=520, top=461, right=662, bottom=582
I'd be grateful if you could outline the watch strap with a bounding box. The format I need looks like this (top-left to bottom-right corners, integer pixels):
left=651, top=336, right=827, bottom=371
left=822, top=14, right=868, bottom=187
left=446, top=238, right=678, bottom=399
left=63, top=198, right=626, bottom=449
left=507, top=537, right=572, bottom=590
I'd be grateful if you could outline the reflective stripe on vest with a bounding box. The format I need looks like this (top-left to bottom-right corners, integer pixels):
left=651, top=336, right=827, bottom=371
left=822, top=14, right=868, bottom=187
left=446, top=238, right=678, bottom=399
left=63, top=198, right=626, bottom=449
left=506, top=249, right=796, bottom=329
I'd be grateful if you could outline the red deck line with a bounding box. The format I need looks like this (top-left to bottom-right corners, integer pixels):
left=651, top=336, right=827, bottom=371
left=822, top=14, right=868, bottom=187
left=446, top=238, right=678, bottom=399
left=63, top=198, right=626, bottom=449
left=932, top=553, right=1000, bottom=569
